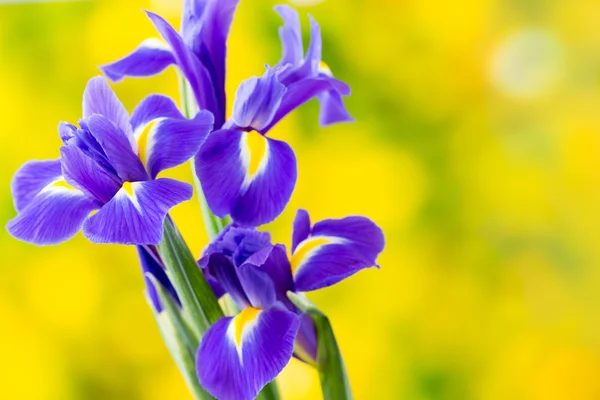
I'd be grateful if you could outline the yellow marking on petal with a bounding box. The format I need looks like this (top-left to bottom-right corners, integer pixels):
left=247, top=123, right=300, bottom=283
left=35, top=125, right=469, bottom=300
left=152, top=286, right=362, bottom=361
left=51, top=179, right=76, bottom=191
left=137, top=121, right=156, bottom=166
left=290, top=237, right=332, bottom=274
left=233, top=307, right=261, bottom=348
left=319, top=60, right=332, bottom=76
left=244, top=131, right=268, bottom=177
left=121, top=181, right=134, bottom=196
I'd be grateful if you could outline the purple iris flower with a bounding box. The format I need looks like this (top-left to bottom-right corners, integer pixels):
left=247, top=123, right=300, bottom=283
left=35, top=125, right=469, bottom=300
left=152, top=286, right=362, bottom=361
left=195, top=209, right=384, bottom=400
left=196, top=5, right=353, bottom=227
left=7, top=76, right=213, bottom=246
left=101, top=0, right=239, bottom=128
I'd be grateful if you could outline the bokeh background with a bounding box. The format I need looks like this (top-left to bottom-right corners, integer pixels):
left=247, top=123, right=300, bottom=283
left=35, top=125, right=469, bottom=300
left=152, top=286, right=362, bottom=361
left=2, top=0, right=600, bottom=398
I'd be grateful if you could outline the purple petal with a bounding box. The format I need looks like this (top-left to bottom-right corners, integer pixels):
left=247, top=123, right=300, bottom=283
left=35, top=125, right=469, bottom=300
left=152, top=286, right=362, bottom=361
left=294, top=314, right=318, bottom=364
left=60, top=145, right=121, bottom=204
left=206, top=253, right=251, bottom=308
left=292, top=215, right=385, bottom=291
left=82, top=76, right=134, bottom=146
left=196, top=307, right=300, bottom=400
left=7, top=184, right=99, bottom=246
left=185, top=0, right=240, bottom=127
left=232, top=68, right=286, bottom=131
left=241, top=244, right=295, bottom=309
left=312, top=215, right=385, bottom=262
left=145, top=11, right=217, bottom=117
left=130, top=95, right=184, bottom=132
left=101, top=39, right=175, bottom=82
left=291, top=209, right=311, bottom=253
left=58, top=122, right=77, bottom=144
left=141, top=110, right=214, bottom=179
left=237, top=264, right=277, bottom=309
left=274, top=5, right=303, bottom=66
left=230, top=136, right=297, bottom=227
left=85, top=114, right=148, bottom=182
left=196, top=129, right=246, bottom=218
left=318, top=89, right=354, bottom=126
left=261, top=76, right=346, bottom=133
left=10, top=159, right=62, bottom=212
left=82, top=179, right=192, bottom=245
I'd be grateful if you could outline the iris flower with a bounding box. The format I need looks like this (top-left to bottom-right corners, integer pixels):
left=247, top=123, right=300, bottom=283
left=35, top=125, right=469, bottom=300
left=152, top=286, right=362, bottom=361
left=101, top=0, right=239, bottom=128
left=195, top=209, right=384, bottom=400
left=7, top=77, right=213, bottom=245
left=196, top=5, right=353, bottom=227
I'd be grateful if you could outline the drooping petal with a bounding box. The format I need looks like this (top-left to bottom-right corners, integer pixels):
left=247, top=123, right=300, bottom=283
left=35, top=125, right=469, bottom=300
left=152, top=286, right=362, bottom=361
left=85, top=114, right=148, bottom=182
left=100, top=39, right=175, bottom=82
left=7, top=182, right=99, bottom=246
left=230, top=135, right=297, bottom=227
left=261, top=76, right=349, bottom=133
left=10, top=159, right=62, bottom=212
left=82, top=76, right=134, bottom=145
left=196, top=129, right=246, bottom=218
left=82, top=179, right=192, bottom=245
left=292, top=215, right=385, bottom=292
left=318, top=89, right=354, bottom=126
left=274, top=5, right=303, bottom=66
left=145, top=11, right=217, bottom=116
left=241, top=244, right=295, bottom=308
left=137, top=245, right=179, bottom=312
left=197, top=130, right=296, bottom=228
left=196, top=307, right=300, bottom=400
left=291, top=208, right=311, bottom=253
left=137, top=110, right=214, bottom=179
left=60, top=144, right=121, bottom=204
left=231, top=68, right=286, bottom=131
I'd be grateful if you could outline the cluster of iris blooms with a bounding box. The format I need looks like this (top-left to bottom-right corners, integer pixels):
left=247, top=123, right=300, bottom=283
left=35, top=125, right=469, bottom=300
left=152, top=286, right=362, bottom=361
left=7, top=1, right=384, bottom=399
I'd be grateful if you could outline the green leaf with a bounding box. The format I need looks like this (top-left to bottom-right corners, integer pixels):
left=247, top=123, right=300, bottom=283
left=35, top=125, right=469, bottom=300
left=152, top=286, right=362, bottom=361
left=157, top=220, right=224, bottom=341
left=287, top=292, right=354, bottom=400
left=147, top=275, right=215, bottom=400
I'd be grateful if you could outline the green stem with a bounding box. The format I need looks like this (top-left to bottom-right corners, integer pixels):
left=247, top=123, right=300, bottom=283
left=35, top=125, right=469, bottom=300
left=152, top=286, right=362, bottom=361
left=157, top=220, right=224, bottom=341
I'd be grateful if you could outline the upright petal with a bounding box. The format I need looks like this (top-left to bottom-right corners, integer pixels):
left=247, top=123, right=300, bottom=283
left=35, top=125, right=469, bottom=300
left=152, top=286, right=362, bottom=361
left=7, top=182, right=99, bottom=246
left=261, top=76, right=349, bottom=133
left=291, top=208, right=311, bottom=253
left=82, top=76, right=133, bottom=146
left=241, top=244, right=295, bottom=308
left=196, top=308, right=300, bottom=400
left=60, top=145, right=121, bottom=204
left=231, top=68, right=286, bottom=132
left=100, top=39, right=175, bottom=82
left=82, top=179, right=192, bottom=245
left=188, top=0, right=240, bottom=127
left=85, top=114, right=148, bottom=182
left=206, top=253, right=251, bottom=308
left=292, top=215, right=385, bottom=292
left=145, top=11, right=217, bottom=117
left=274, top=5, right=303, bottom=66
left=10, top=159, right=62, bottom=212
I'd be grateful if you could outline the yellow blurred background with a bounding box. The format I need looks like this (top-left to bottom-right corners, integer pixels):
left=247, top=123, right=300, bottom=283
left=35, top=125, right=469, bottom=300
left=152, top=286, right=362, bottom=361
left=2, top=0, right=600, bottom=398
